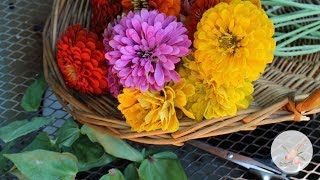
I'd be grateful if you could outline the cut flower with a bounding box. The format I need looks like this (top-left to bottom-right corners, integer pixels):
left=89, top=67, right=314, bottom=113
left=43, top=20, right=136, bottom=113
left=103, top=15, right=125, bottom=97
left=105, top=10, right=191, bottom=92
left=121, top=0, right=181, bottom=17
left=185, top=0, right=262, bottom=41
left=179, top=55, right=254, bottom=121
left=194, top=0, right=276, bottom=86
left=117, top=79, right=195, bottom=132
left=90, top=0, right=122, bottom=36
left=57, top=24, right=108, bottom=94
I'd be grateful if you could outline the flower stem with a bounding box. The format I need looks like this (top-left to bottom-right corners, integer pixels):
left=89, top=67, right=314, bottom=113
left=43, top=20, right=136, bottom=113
left=276, top=45, right=320, bottom=51
left=270, top=10, right=320, bottom=24
left=274, top=47, right=320, bottom=57
left=274, top=32, right=320, bottom=40
left=274, top=17, right=319, bottom=28
left=275, top=21, right=320, bottom=42
left=291, top=23, right=320, bottom=37
left=277, top=24, right=320, bottom=48
left=262, top=0, right=320, bottom=11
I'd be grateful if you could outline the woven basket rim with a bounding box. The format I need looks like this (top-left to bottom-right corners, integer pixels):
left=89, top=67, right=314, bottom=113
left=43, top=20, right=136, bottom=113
left=42, top=0, right=320, bottom=146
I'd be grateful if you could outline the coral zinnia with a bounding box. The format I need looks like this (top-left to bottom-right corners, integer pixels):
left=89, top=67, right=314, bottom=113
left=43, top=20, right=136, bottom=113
left=179, top=55, right=254, bottom=121
left=90, top=0, right=122, bottom=37
left=57, top=24, right=108, bottom=94
left=194, top=0, right=276, bottom=86
left=121, top=0, right=181, bottom=17
left=105, top=10, right=191, bottom=92
left=118, top=79, right=195, bottom=132
left=185, top=0, right=262, bottom=41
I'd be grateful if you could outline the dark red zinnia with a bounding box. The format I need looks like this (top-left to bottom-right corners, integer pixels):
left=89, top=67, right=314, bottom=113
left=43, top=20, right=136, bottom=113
left=90, top=0, right=122, bottom=37
left=185, top=0, right=221, bottom=42
left=56, top=24, right=108, bottom=95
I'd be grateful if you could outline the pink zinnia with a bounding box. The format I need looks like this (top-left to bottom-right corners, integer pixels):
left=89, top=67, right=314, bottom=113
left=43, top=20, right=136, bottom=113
left=105, top=10, right=191, bottom=92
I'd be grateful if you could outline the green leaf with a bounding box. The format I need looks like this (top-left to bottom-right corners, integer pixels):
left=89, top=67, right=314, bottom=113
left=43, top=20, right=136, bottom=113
left=100, top=169, right=125, bottom=180
left=138, top=152, right=187, bottom=180
left=0, top=141, right=14, bottom=173
left=22, top=132, right=59, bottom=152
left=4, top=149, right=78, bottom=180
left=141, top=148, right=160, bottom=159
left=124, top=163, right=139, bottom=180
left=56, top=118, right=80, bottom=148
left=81, top=126, right=143, bottom=162
left=67, top=135, right=115, bottom=171
left=21, top=74, right=47, bottom=112
left=0, top=117, right=55, bottom=143
left=9, top=169, right=28, bottom=180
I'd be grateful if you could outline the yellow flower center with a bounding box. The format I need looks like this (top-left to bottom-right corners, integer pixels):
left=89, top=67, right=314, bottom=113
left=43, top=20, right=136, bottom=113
left=66, top=65, right=77, bottom=83
left=218, top=33, right=239, bottom=54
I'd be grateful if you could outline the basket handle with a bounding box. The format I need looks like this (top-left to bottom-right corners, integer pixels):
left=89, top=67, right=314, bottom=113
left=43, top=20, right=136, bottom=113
left=287, top=89, right=320, bottom=121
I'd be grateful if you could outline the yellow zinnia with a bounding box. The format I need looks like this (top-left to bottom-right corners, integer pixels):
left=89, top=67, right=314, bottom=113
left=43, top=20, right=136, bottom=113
left=118, top=79, right=195, bottom=132
left=194, top=0, right=276, bottom=86
left=180, top=55, right=254, bottom=121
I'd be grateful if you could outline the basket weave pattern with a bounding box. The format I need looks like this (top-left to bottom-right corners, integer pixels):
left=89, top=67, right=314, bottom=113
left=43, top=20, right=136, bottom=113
left=43, top=0, right=320, bottom=146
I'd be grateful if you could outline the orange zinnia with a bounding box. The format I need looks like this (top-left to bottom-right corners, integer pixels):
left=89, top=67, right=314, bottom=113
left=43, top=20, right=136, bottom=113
left=56, top=24, right=108, bottom=95
left=121, top=0, right=181, bottom=17
left=186, top=0, right=261, bottom=42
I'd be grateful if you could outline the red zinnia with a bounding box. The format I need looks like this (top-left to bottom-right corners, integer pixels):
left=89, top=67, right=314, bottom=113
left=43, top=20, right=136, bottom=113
left=56, top=24, right=108, bottom=95
left=90, top=0, right=122, bottom=37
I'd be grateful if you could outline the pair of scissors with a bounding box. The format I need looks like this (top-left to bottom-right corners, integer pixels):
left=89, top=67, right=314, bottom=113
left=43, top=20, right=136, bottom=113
left=187, top=140, right=289, bottom=180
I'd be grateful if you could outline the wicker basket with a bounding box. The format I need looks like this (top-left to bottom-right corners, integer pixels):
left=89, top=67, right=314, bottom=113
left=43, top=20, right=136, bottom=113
left=43, top=0, right=320, bottom=146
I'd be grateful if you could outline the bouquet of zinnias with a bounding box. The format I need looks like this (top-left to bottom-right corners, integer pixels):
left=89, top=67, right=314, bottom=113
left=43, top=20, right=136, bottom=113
left=56, top=0, right=276, bottom=133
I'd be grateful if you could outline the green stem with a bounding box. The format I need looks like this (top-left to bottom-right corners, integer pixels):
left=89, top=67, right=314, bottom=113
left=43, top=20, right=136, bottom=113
left=292, top=23, right=320, bottom=37
left=274, top=47, right=320, bottom=57
left=274, top=17, right=319, bottom=28
left=266, top=6, right=282, bottom=14
left=275, top=21, right=320, bottom=42
left=277, top=25, right=320, bottom=48
left=262, top=0, right=320, bottom=11
left=274, top=32, right=320, bottom=40
left=270, top=10, right=320, bottom=24
left=277, top=45, right=320, bottom=51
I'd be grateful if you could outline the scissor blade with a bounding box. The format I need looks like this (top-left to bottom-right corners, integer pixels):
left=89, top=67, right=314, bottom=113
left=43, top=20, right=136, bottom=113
left=187, top=140, right=228, bottom=159
left=187, top=140, right=282, bottom=175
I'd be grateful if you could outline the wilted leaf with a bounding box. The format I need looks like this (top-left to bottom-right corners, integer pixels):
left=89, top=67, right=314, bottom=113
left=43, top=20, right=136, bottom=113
left=56, top=118, right=80, bottom=147
left=139, top=152, right=187, bottom=180
left=81, top=126, right=143, bottom=162
left=4, top=150, right=78, bottom=180
left=0, top=117, right=55, bottom=143
left=21, top=74, right=47, bottom=112
left=100, top=169, right=125, bottom=180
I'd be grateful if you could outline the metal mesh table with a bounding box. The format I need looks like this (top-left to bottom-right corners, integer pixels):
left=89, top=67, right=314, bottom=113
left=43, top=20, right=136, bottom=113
left=0, top=0, right=319, bottom=179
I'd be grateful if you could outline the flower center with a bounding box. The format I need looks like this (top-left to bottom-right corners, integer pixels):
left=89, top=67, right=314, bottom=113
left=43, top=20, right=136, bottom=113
left=137, top=50, right=153, bottom=58
left=219, top=33, right=239, bottom=54
left=66, top=65, right=77, bottom=83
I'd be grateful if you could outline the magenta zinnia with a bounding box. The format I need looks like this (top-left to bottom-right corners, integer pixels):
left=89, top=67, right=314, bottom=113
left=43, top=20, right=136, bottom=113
left=103, top=16, right=124, bottom=97
left=105, top=10, right=191, bottom=92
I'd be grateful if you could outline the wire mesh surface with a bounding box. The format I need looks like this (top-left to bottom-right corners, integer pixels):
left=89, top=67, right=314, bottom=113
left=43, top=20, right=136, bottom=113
left=0, top=0, right=319, bottom=180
